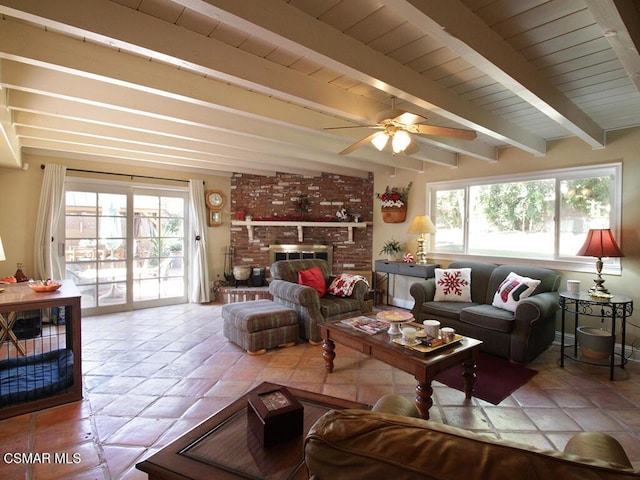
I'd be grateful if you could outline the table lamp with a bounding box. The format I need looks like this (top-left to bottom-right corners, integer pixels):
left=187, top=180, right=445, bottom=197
left=576, top=228, right=623, bottom=294
left=407, top=215, right=435, bottom=264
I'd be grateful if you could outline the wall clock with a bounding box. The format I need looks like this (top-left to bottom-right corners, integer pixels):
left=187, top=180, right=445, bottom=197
left=205, top=190, right=225, bottom=210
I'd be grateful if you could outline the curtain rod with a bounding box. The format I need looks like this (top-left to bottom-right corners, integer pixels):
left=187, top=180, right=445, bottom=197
left=40, top=164, right=189, bottom=183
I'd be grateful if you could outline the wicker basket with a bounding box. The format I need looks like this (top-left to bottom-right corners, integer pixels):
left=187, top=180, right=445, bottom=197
left=381, top=206, right=407, bottom=223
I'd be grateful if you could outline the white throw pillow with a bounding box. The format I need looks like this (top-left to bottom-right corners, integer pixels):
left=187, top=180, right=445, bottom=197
left=492, top=272, right=541, bottom=312
left=434, top=268, right=472, bottom=302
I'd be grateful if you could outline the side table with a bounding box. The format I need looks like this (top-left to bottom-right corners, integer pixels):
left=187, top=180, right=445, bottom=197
left=559, top=291, right=633, bottom=380
left=373, top=260, right=439, bottom=306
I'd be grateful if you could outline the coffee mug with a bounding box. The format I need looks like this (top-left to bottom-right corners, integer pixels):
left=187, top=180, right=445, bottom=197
left=423, top=320, right=440, bottom=340
left=441, top=327, right=456, bottom=343
left=567, top=280, right=580, bottom=295
left=402, top=327, right=417, bottom=343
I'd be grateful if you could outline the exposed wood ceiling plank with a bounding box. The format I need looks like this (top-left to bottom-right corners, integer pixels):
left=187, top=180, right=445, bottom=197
left=467, top=0, right=548, bottom=27
left=171, top=0, right=547, bottom=155
left=0, top=20, right=366, bottom=134
left=381, top=0, right=606, bottom=149
left=14, top=118, right=374, bottom=178
left=518, top=24, right=605, bottom=64
left=25, top=133, right=321, bottom=176
left=527, top=17, right=600, bottom=53
left=540, top=50, right=620, bottom=79
left=402, top=144, right=458, bottom=167
left=12, top=111, right=386, bottom=178
left=22, top=146, right=258, bottom=177
left=9, top=98, right=392, bottom=177
left=0, top=0, right=637, bottom=176
left=20, top=137, right=292, bottom=176
left=0, top=0, right=384, bottom=123
left=0, top=9, right=474, bottom=167
left=7, top=88, right=395, bottom=176
left=583, top=0, right=640, bottom=92
left=1, top=59, right=420, bottom=172
left=417, top=136, right=496, bottom=163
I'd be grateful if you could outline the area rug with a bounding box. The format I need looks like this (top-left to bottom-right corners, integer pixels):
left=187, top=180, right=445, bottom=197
left=434, top=353, right=538, bottom=405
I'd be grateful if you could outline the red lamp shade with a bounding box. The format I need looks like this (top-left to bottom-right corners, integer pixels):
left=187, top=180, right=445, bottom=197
left=576, top=229, right=624, bottom=258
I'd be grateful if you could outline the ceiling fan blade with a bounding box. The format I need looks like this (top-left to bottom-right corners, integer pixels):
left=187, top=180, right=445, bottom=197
left=375, top=108, right=405, bottom=124
left=411, top=124, right=477, bottom=140
left=324, top=125, right=380, bottom=130
left=394, top=112, right=427, bottom=125
left=339, top=132, right=380, bottom=155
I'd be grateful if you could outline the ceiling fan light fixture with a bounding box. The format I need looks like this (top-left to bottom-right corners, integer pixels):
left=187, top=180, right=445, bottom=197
left=371, top=131, right=389, bottom=151
left=392, top=130, right=411, bottom=153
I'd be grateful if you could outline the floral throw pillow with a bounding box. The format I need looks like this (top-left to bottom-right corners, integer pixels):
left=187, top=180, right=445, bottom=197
left=492, top=272, right=541, bottom=312
left=328, top=274, right=370, bottom=297
left=434, top=268, right=472, bottom=302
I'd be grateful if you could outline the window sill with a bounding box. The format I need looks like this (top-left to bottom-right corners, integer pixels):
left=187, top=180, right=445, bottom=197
left=427, top=252, right=622, bottom=276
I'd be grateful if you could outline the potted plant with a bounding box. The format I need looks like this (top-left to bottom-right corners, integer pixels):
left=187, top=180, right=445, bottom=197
left=379, top=239, right=404, bottom=261
left=376, top=182, right=412, bottom=223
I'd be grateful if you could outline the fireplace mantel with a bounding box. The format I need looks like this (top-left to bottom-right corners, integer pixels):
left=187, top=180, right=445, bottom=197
left=231, top=220, right=368, bottom=242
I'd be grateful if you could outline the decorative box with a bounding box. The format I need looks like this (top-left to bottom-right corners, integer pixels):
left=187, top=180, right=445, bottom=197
left=247, top=385, right=304, bottom=448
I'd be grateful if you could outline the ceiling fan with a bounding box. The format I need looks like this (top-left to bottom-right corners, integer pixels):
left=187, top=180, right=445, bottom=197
left=328, top=98, right=477, bottom=156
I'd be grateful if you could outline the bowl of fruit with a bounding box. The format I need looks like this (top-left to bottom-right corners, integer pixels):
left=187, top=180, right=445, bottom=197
left=29, top=279, right=62, bottom=292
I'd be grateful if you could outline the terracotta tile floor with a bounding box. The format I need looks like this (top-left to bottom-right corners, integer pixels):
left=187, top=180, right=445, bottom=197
left=1, top=302, right=639, bottom=479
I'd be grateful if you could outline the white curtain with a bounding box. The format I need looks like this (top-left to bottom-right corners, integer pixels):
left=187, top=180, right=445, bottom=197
left=188, top=179, right=210, bottom=303
left=34, top=164, right=67, bottom=280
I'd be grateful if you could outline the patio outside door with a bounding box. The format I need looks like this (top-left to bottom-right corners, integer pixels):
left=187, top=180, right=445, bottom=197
left=64, top=184, right=187, bottom=314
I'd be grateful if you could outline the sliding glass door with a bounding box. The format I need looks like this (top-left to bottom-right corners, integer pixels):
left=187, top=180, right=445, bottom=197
left=64, top=181, right=187, bottom=314
left=132, top=194, right=185, bottom=304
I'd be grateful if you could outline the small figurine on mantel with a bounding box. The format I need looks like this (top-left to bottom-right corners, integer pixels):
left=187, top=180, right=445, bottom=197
left=336, top=208, right=349, bottom=222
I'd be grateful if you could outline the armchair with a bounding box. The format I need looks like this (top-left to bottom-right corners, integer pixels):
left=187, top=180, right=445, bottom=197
left=269, top=259, right=369, bottom=343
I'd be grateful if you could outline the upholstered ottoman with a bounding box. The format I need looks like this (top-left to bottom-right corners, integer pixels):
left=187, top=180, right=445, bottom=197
left=222, top=300, right=299, bottom=355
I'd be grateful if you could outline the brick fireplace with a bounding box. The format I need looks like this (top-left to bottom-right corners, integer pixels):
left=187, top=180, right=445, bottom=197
left=229, top=172, right=373, bottom=276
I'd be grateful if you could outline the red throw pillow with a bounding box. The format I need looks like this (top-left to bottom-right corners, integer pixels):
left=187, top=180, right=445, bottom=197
left=298, top=266, right=326, bottom=296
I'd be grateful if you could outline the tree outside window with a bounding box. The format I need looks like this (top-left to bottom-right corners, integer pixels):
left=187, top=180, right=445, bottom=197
left=430, top=165, right=618, bottom=263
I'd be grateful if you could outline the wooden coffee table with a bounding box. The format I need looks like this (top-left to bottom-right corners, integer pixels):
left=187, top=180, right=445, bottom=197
left=136, top=382, right=369, bottom=480
left=321, top=318, right=482, bottom=419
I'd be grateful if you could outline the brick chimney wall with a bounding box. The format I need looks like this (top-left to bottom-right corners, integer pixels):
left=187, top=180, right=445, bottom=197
left=230, top=172, right=373, bottom=272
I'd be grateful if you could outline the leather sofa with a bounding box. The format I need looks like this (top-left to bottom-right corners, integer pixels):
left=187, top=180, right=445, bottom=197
left=269, top=259, right=369, bottom=343
left=305, top=395, right=638, bottom=480
left=409, top=261, right=561, bottom=363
